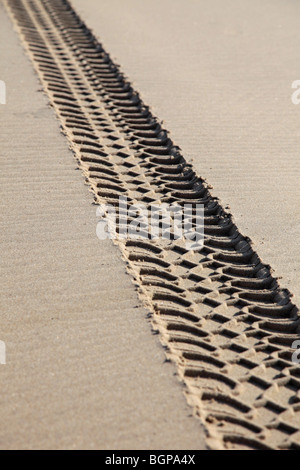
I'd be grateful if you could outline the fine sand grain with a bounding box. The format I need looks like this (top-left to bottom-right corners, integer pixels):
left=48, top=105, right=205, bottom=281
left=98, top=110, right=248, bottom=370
left=1, top=0, right=299, bottom=450
left=72, top=0, right=300, bottom=306
left=0, top=1, right=205, bottom=450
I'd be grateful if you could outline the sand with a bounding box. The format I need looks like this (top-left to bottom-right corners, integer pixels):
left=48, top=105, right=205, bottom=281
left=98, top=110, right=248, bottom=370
left=72, top=0, right=300, bottom=306
left=0, top=1, right=205, bottom=450
left=1, top=0, right=299, bottom=450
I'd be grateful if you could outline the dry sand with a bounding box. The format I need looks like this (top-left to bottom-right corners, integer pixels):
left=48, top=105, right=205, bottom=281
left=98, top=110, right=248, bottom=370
left=72, top=0, right=300, bottom=305
left=1, top=0, right=299, bottom=451
left=0, top=1, right=205, bottom=450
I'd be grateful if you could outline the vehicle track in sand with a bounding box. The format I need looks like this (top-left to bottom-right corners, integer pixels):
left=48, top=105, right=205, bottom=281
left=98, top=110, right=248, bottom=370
left=4, top=0, right=300, bottom=450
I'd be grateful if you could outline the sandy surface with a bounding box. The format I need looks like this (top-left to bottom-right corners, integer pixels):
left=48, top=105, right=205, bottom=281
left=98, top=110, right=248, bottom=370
left=1, top=0, right=299, bottom=451
left=72, top=0, right=300, bottom=306
left=0, top=2, right=205, bottom=450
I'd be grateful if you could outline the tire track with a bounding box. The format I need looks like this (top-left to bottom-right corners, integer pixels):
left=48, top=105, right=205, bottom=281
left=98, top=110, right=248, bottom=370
left=5, top=0, right=300, bottom=449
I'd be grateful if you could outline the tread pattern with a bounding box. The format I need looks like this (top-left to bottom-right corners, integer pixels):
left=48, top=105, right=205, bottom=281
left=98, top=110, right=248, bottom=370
left=5, top=0, right=300, bottom=449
